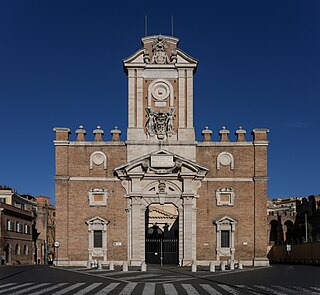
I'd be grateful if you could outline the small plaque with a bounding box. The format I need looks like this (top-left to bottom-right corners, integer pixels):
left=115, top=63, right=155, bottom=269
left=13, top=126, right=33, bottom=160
left=151, top=155, right=174, bottom=168
left=113, top=242, right=122, bottom=246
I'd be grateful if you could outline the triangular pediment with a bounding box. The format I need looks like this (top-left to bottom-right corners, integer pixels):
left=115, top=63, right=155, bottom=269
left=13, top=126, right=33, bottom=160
left=114, top=149, right=208, bottom=179
left=214, top=216, right=238, bottom=225
left=85, top=216, right=109, bottom=225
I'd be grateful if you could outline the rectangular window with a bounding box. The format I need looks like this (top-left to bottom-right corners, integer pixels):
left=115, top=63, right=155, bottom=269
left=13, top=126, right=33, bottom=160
left=16, top=222, right=23, bottom=233
left=93, top=230, right=103, bottom=248
left=24, top=224, right=30, bottom=234
left=221, top=230, right=230, bottom=248
left=7, top=220, right=14, bottom=231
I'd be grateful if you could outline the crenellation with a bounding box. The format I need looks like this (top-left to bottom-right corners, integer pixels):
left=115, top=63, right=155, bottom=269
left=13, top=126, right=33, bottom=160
left=75, top=125, right=86, bottom=141
left=219, top=126, right=230, bottom=142
left=93, top=126, right=104, bottom=141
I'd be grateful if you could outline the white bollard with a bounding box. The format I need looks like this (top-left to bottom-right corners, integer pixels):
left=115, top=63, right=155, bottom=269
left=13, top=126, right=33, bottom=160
left=122, top=261, right=128, bottom=272
left=191, top=261, right=197, bottom=272
left=209, top=262, right=215, bottom=272
left=230, top=260, right=235, bottom=270
left=141, top=261, right=147, bottom=272
left=109, top=260, right=114, bottom=270
left=221, top=261, right=226, bottom=271
left=98, top=261, right=102, bottom=270
left=239, top=263, right=243, bottom=269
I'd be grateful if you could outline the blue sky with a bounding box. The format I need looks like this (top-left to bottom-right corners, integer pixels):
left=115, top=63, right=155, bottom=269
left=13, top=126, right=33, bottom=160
left=0, top=0, right=319, bottom=203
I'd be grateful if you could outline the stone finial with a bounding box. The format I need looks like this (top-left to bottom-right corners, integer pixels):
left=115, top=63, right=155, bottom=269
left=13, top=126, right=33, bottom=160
left=75, top=125, right=86, bottom=141
left=93, top=125, right=104, bottom=141
left=252, top=128, right=270, bottom=142
left=236, top=126, right=246, bottom=142
left=53, top=127, right=71, bottom=141
left=219, top=126, right=230, bottom=142
left=201, top=126, right=213, bottom=142
left=111, top=126, right=121, bottom=141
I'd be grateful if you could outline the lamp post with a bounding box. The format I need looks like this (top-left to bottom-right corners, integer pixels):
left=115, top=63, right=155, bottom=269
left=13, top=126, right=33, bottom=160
left=54, top=241, right=60, bottom=266
left=305, top=213, right=308, bottom=243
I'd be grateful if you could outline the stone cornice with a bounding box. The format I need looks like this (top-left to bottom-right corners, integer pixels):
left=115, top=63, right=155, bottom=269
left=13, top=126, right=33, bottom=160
left=197, top=142, right=253, bottom=147
left=204, top=178, right=253, bottom=182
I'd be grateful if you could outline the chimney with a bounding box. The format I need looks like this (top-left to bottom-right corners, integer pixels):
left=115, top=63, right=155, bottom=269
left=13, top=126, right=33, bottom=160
left=219, top=126, right=230, bottom=142
left=75, top=125, right=86, bottom=141
left=236, top=126, right=246, bottom=142
left=111, top=126, right=121, bottom=141
left=93, top=126, right=104, bottom=141
left=53, top=128, right=71, bottom=141
left=201, top=126, right=213, bottom=142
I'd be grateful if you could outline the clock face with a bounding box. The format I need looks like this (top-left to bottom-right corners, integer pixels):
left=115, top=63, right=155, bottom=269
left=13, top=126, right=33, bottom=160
left=151, top=82, right=170, bottom=101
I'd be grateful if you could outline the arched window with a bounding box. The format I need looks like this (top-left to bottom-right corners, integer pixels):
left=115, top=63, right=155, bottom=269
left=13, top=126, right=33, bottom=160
left=24, top=245, right=29, bottom=256
left=15, top=244, right=20, bottom=255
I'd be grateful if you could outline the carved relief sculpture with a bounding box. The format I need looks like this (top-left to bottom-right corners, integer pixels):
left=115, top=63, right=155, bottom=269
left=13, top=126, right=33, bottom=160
left=145, top=107, right=175, bottom=140
left=151, top=36, right=170, bottom=64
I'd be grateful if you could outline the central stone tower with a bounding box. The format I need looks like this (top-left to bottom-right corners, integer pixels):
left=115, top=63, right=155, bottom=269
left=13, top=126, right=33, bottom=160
left=123, top=35, right=198, bottom=161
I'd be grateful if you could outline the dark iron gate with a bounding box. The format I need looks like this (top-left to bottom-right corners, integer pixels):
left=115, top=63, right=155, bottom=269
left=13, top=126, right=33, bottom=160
left=145, top=239, right=178, bottom=265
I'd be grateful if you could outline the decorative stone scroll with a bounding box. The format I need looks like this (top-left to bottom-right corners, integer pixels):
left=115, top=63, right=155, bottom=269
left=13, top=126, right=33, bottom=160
left=145, top=107, right=175, bottom=140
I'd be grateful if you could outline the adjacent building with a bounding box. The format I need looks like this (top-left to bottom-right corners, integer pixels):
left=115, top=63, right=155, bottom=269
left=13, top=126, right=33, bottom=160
left=54, top=35, right=270, bottom=267
left=0, top=186, right=36, bottom=265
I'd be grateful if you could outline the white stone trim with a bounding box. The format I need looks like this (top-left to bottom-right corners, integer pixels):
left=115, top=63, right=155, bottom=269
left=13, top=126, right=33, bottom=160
left=88, top=188, right=108, bottom=207
left=217, top=152, right=234, bottom=170
left=215, top=187, right=236, bottom=206
left=90, top=151, right=107, bottom=170
left=69, top=177, right=119, bottom=181
left=178, top=69, right=186, bottom=128
left=143, top=70, right=178, bottom=79
left=85, top=216, right=109, bottom=261
left=136, top=69, right=143, bottom=128
left=186, top=69, right=193, bottom=128
left=197, top=142, right=253, bottom=147
left=147, top=79, right=174, bottom=108
left=214, top=216, right=237, bottom=261
left=204, top=178, right=253, bottom=182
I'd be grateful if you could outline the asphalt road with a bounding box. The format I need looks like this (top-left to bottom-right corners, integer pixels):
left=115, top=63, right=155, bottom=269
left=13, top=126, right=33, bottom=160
left=0, top=264, right=319, bottom=294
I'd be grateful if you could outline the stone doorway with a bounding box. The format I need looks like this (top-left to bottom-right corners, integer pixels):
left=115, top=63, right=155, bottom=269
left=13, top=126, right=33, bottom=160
left=145, top=204, right=179, bottom=265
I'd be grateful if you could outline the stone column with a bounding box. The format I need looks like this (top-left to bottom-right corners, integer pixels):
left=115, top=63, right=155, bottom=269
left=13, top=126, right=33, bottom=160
left=128, top=69, right=135, bottom=128
left=186, top=69, right=193, bottom=128
left=183, top=197, right=194, bottom=265
left=136, top=69, right=143, bottom=128
left=130, top=198, right=145, bottom=266
left=178, top=69, right=186, bottom=129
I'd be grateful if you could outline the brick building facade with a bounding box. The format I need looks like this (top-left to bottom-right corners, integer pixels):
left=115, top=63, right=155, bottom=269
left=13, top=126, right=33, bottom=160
left=54, top=35, right=270, bottom=267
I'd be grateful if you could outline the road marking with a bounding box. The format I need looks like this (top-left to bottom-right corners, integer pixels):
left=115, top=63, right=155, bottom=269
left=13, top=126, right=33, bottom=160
left=72, top=283, right=103, bottom=295
left=271, top=285, right=300, bottom=294
left=163, top=283, right=178, bottom=295
left=0, top=283, right=16, bottom=289
left=142, top=283, right=155, bottom=295
left=181, top=284, right=200, bottom=295
left=217, top=284, right=243, bottom=295
left=118, top=273, right=158, bottom=281
left=51, top=283, right=86, bottom=295
left=200, top=284, right=223, bottom=295
left=292, top=286, right=320, bottom=295
left=10, top=283, right=50, bottom=295
left=0, top=283, right=33, bottom=293
left=28, top=283, right=68, bottom=295
left=118, top=283, right=137, bottom=295
left=94, top=282, right=120, bottom=295
left=254, top=285, right=287, bottom=295
left=235, top=285, right=263, bottom=294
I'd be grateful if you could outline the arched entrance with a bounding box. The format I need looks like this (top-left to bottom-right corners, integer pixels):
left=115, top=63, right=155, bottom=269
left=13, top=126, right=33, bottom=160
left=145, top=203, right=179, bottom=265
left=114, top=150, right=208, bottom=266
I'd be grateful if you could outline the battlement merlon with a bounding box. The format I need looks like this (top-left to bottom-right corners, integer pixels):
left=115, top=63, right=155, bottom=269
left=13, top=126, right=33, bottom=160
left=252, top=128, right=270, bottom=144
left=53, top=127, right=71, bottom=141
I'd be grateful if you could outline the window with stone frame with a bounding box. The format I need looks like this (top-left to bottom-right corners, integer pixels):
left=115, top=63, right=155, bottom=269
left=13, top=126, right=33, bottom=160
left=88, top=188, right=108, bottom=207
left=215, top=188, right=236, bottom=206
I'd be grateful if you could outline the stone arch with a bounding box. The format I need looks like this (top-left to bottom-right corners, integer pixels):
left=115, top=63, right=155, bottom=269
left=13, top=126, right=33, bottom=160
left=284, top=220, right=294, bottom=243
left=90, top=151, right=107, bottom=170
left=269, top=219, right=284, bottom=245
left=217, top=152, right=234, bottom=170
